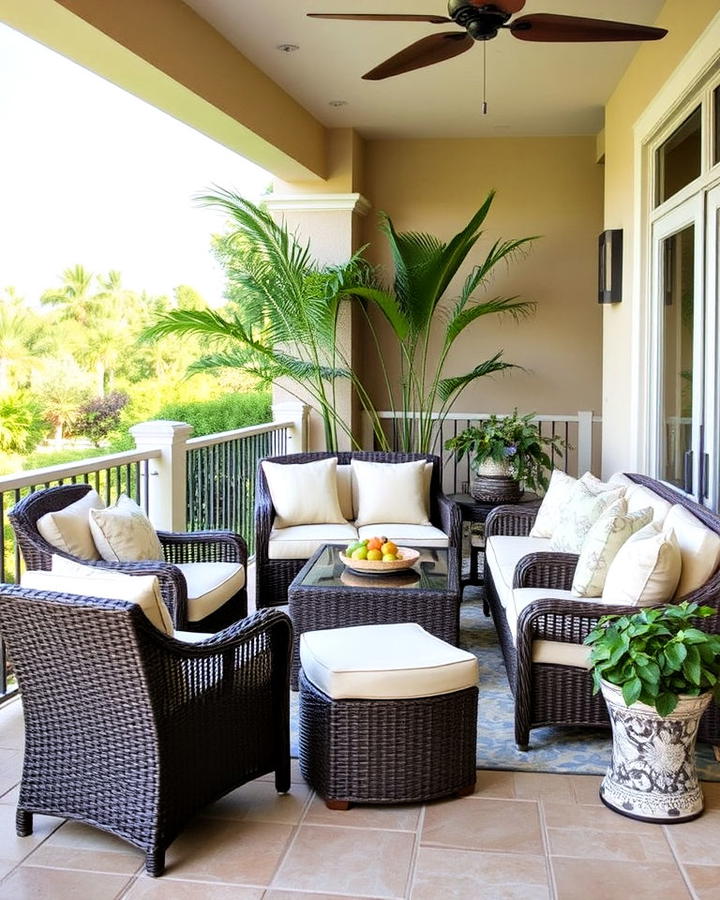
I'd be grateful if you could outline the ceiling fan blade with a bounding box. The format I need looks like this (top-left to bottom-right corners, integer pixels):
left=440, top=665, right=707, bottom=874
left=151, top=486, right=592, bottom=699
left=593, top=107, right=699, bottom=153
left=510, top=13, right=667, bottom=42
left=468, top=0, right=526, bottom=12
left=363, top=32, right=473, bottom=81
left=308, top=14, right=452, bottom=24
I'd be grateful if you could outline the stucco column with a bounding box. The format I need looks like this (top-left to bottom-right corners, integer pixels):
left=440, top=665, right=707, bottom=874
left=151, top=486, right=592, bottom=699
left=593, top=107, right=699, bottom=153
left=272, top=400, right=310, bottom=453
left=265, top=192, right=371, bottom=451
left=130, top=420, right=193, bottom=531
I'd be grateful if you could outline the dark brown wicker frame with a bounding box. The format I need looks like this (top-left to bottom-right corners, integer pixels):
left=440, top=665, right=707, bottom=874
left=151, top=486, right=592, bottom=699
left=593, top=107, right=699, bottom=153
left=484, top=473, right=720, bottom=749
left=288, top=544, right=461, bottom=689
left=0, top=584, right=292, bottom=876
left=8, top=484, right=248, bottom=631
left=254, top=451, right=462, bottom=609
left=299, top=670, right=477, bottom=806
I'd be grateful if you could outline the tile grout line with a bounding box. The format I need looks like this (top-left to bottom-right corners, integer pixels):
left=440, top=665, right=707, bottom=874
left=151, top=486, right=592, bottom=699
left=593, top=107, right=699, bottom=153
left=265, top=784, right=318, bottom=892
left=537, top=797, right=559, bottom=900
left=662, top=823, right=700, bottom=900
left=403, top=803, right=425, bottom=899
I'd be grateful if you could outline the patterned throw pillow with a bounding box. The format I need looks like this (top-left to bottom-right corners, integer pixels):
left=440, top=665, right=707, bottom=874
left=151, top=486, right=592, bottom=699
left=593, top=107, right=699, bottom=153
left=529, top=470, right=577, bottom=538
left=549, top=482, right=627, bottom=554
left=572, top=506, right=654, bottom=597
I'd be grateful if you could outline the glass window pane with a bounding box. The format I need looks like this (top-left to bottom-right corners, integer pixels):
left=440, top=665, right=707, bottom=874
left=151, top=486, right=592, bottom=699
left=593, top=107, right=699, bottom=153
left=662, top=225, right=695, bottom=490
left=655, top=107, right=702, bottom=206
left=714, top=85, right=720, bottom=166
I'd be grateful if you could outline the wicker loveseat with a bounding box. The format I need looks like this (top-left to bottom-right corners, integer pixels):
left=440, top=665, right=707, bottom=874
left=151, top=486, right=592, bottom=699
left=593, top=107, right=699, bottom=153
left=255, top=451, right=462, bottom=609
left=484, top=473, right=720, bottom=750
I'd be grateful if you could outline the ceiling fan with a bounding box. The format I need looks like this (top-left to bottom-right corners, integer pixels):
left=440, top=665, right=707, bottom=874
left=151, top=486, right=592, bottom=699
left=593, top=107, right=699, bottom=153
left=307, top=2, right=667, bottom=81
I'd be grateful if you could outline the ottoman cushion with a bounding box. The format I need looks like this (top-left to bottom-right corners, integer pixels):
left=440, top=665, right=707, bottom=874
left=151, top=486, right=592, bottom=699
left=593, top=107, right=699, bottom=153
left=300, top=622, right=478, bottom=700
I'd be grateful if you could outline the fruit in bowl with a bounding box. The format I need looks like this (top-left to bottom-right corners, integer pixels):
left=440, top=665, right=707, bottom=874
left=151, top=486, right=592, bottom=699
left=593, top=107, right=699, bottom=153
left=345, top=537, right=401, bottom=562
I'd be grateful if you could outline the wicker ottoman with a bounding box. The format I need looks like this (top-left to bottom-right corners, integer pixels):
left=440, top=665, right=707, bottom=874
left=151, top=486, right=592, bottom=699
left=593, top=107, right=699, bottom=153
left=299, top=622, right=479, bottom=809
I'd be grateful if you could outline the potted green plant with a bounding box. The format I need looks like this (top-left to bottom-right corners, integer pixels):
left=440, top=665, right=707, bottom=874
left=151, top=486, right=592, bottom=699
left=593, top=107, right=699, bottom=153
left=584, top=601, right=720, bottom=822
left=445, top=409, right=566, bottom=502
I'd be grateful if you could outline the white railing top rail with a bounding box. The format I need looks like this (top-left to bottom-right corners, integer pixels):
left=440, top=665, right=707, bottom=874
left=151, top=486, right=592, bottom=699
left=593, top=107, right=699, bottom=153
left=373, top=410, right=601, bottom=423
left=0, top=448, right=161, bottom=494
left=186, top=419, right=294, bottom=451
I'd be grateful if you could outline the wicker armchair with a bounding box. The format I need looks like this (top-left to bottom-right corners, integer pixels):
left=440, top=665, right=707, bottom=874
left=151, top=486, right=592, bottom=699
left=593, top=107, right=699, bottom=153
left=255, top=451, right=462, bottom=608
left=484, top=473, right=720, bottom=749
left=9, top=484, right=247, bottom=631
left=0, top=583, right=292, bottom=876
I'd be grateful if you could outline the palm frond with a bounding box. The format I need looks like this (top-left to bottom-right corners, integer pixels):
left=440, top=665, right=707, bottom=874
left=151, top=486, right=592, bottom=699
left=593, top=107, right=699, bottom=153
left=445, top=296, right=536, bottom=345
left=437, top=353, right=515, bottom=403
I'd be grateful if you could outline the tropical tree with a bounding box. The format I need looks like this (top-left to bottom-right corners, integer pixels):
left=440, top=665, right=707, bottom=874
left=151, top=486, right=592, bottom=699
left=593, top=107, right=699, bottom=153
left=143, top=189, right=371, bottom=450
left=0, top=394, right=48, bottom=454
left=350, top=191, right=537, bottom=452
left=40, top=264, right=98, bottom=326
left=0, top=290, right=54, bottom=394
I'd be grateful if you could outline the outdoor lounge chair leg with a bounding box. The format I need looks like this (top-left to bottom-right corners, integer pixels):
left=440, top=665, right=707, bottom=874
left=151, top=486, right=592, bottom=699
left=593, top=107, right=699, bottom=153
left=325, top=799, right=351, bottom=810
left=16, top=808, right=32, bottom=836
left=275, top=758, right=291, bottom=794
left=145, top=848, right=165, bottom=877
left=456, top=782, right=476, bottom=798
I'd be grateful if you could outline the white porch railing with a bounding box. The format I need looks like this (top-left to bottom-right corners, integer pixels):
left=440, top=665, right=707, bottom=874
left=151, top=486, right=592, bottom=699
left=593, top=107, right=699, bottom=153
left=362, top=410, right=602, bottom=495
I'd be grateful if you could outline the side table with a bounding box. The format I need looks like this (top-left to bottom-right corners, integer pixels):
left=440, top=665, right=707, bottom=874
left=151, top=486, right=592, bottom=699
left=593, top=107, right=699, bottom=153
left=449, top=492, right=540, bottom=586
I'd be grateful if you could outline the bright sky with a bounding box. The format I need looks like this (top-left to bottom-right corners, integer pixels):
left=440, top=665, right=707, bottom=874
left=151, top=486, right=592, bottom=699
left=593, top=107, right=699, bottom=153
left=0, top=22, right=271, bottom=307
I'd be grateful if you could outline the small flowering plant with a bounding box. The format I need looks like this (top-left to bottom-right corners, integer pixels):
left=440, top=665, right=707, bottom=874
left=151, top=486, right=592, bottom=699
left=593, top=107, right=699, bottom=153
left=445, top=409, right=566, bottom=492
left=584, top=602, right=720, bottom=716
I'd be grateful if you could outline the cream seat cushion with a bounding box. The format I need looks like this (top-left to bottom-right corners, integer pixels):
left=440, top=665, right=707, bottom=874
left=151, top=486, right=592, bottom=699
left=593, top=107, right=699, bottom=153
left=664, top=504, right=720, bottom=598
left=22, top=558, right=173, bottom=635
left=268, top=523, right=358, bottom=560
left=509, top=588, right=592, bottom=669
left=484, top=535, right=553, bottom=610
left=356, top=523, right=448, bottom=547
left=300, top=622, right=478, bottom=700
left=351, top=459, right=430, bottom=527
left=36, top=489, right=105, bottom=561
left=262, top=458, right=346, bottom=528
left=89, top=494, right=164, bottom=562
left=175, top=561, right=246, bottom=622
left=602, top=522, right=681, bottom=607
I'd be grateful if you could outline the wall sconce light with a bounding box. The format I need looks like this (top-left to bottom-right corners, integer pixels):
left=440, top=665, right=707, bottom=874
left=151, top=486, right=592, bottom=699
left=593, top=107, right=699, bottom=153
left=598, top=229, right=623, bottom=303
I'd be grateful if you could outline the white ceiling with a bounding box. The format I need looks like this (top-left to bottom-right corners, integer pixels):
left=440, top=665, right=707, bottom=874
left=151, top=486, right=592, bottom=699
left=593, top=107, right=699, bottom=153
left=184, top=1, right=666, bottom=138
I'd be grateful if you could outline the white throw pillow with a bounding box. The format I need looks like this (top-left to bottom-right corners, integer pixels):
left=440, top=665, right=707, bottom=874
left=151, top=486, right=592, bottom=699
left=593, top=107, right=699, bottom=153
left=529, top=470, right=577, bottom=538
left=550, top=483, right=626, bottom=554
left=664, top=504, right=720, bottom=598
left=601, top=522, right=682, bottom=607
left=89, top=494, right=164, bottom=562
left=351, top=459, right=430, bottom=527
left=22, top=559, right=173, bottom=634
left=36, top=489, right=106, bottom=560
left=261, top=458, right=346, bottom=528
left=572, top=506, right=654, bottom=597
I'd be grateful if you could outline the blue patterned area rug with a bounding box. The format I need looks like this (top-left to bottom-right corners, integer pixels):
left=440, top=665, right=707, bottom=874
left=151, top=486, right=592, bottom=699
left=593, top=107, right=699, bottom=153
left=289, top=591, right=720, bottom=780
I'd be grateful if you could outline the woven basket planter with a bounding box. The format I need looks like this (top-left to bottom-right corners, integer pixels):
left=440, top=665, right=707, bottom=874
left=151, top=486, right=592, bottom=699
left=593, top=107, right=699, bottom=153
left=470, top=460, right=521, bottom=503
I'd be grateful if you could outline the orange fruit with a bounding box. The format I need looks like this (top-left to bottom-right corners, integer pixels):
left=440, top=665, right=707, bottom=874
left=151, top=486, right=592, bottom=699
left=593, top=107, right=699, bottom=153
left=381, top=541, right=397, bottom=556
left=367, top=537, right=382, bottom=551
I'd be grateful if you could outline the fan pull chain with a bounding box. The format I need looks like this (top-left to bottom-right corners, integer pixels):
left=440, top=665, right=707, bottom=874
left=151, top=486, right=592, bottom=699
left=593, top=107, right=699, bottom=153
left=482, top=41, right=488, bottom=115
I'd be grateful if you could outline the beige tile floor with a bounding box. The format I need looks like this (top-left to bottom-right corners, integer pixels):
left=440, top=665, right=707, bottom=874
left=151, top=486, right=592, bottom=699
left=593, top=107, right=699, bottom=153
left=0, top=698, right=719, bottom=899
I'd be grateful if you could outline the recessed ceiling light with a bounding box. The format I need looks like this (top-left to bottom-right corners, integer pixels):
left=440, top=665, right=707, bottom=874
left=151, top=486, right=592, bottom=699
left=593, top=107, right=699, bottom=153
left=329, top=100, right=348, bottom=108
left=276, top=43, right=300, bottom=53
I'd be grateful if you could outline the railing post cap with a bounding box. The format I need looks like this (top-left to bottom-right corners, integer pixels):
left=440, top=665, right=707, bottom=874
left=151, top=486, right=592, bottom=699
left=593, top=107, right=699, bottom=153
left=130, top=420, right=194, bottom=443
left=272, top=401, right=310, bottom=414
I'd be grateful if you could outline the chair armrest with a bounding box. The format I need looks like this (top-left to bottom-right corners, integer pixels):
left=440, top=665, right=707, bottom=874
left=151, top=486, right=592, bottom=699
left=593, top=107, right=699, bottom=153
left=254, top=478, right=276, bottom=563
left=161, top=608, right=292, bottom=657
left=513, top=552, right=579, bottom=590
left=158, top=530, right=248, bottom=567
left=516, top=596, right=642, bottom=647
left=435, top=491, right=462, bottom=548
left=485, top=504, right=539, bottom=538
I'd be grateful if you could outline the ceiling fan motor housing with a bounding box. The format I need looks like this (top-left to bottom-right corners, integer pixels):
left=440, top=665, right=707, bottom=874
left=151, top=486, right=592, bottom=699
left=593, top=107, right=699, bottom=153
left=448, top=1, right=511, bottom=41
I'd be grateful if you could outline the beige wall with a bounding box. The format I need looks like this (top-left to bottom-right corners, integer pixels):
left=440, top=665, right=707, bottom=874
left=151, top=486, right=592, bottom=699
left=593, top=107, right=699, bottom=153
left=359, top=136, right=604, bottom=419
left=602, top=0, right=720, bottom=476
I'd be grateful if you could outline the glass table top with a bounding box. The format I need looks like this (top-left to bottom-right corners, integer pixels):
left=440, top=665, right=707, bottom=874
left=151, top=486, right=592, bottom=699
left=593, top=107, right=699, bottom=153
left=297, top=544, right=450, bottom=592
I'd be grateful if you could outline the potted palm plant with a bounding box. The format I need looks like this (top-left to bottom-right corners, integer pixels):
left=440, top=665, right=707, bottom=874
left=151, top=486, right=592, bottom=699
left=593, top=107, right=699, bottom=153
left=584, top=601, right=720, bottom=822
left=445, top=410, right=566, bottom=502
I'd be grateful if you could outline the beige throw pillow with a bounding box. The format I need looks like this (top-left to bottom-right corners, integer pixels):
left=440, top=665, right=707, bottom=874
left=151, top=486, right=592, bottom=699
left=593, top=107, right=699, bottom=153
left=261, top=458, right=346, bottom=528
left=572, top=506, right=654, bottom=597
left=351, top=459, right=430, bottom=527
left=529, top=470, right=577, bottom=538
left=89, top=494, right=164, bottom=562
left=36, top=489, right=105, bottom=560
left=550, top=483, right=626, bottom=554
left=664, top=504, right=720, bottom=598
left=601, top=523, right=682, bottom=607
left=22, top=558, right=173, bottom=635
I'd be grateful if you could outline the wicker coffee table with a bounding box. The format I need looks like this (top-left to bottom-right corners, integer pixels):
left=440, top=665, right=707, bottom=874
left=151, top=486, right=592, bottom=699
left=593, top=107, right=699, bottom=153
left=287, top=544, right=460, bottom=689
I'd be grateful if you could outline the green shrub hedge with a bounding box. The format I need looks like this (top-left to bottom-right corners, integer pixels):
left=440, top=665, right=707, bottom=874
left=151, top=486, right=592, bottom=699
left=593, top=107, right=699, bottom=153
left=155, top=391, right=272, bottom=437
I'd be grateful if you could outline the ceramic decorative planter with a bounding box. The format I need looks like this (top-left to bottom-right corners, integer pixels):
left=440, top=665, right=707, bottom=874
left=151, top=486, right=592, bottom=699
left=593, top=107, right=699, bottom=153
left=470, top=459, right=521, bottom=503
left=600, top=680, right=712, bottom=823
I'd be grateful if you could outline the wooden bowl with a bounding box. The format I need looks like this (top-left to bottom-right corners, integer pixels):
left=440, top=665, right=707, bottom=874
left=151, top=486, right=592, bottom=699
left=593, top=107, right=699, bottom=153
left=339, top=546, right=420, bottom=575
